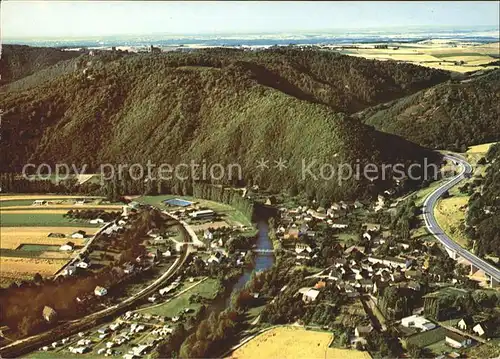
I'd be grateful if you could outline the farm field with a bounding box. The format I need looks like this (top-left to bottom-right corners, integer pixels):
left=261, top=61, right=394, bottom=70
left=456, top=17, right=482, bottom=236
left=0, top=227, right=94, bottom=249
left=0, top=195, right=105, bottom=202
left=339, top=42, right=499, bottom=73
left=0, top=257, right=67, bottom=277
left=0, top=204, right=122, bottom=211
left=228, top=326, right=371, bottom=359
left=0, top=194, right=110, bottom=287
left=0, top=212, right=101, bottom=227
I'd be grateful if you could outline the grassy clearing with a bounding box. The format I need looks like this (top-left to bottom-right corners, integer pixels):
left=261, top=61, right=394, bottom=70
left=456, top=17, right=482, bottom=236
left=0, top=212, right=100, bottom=227
left=138, top=278, right=219, bottom=317
left=424, top=340, right=450, bottom=355
left=434, top=196, right=469, bottom=247
left=229, top=326, right=371, bottom=359
left=405, top=327, right=446, bottom=348
left=413, top=180, right=445, bottom=207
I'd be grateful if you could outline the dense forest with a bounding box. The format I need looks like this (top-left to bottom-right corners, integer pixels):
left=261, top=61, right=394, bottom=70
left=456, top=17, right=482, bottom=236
left=361, top=69, right=500, bottom=151
left=466, top=143, right=500, bottom=256
left=0, top=47, right=443, bottom=201
left=0, top=45, right=81, bottom=85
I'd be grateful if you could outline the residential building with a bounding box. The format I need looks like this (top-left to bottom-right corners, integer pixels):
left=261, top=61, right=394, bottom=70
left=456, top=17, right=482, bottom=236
left=59, top=242, right=74, bottom=251
left=302, top=288, right=320, bottom=303
left=445, top=331, right=472, bottom=349
left=94, top=286, right=108, bottom=296
left=400, top=315, right=436, bottom=331
left=457, top=316, right=474, bottom=331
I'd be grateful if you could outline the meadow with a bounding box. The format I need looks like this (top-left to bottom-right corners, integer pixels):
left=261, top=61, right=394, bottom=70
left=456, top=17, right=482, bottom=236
left=228, top=326, right=371, bottom=359
left=138, top=277, right=219, bottom=318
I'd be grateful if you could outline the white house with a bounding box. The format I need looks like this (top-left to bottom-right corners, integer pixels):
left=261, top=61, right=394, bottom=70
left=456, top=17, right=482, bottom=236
left=332, top=223, right=349, bottom=229
left=33, top=200, right=48, bottom=206
left=400, top=315, right=436, bottom=331
left=363, top=232, right=372, bottom=241
left=457, top=316, right=474, bottom=331
left=472, top=321, right=491, bottom=337
left=445, top=332, right=472, bottom=349
left=59, top=242, right=74, bottom=251
left=71, top=230, right=86, bottom=239
left=94, top=286, right=108, bottom=296
left=302, top=288, right=320, bottom=303
left=90, top=218, right=104, bottom=224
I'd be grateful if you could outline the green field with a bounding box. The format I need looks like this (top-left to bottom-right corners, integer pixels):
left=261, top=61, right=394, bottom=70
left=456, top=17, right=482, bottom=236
left=0, top=212, right=100, bottom=227
left=17, top=244, right=61, bottom=251
left=138, top=278, right=219, bottom=317
left=405, top=327, right=446, bottom=348
left=425, top=340, right=450, bottom=355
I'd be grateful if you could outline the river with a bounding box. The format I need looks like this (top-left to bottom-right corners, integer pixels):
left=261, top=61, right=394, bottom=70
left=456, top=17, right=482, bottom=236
left=231, top=221, right=275, bottom=293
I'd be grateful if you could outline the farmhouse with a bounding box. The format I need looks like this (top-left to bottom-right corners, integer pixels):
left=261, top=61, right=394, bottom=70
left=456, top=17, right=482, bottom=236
left=445, top=331, right=472, bottom=349
left=189, top=210, right=215, bottom=220
left=71, top=230, right=86, bottom=239
left=42, top=306, right=57, bottom=323
left=90, top=218, right=105, bottom=224
left=59, top=242, right=75, bottom=251
left=94, top=286, right=108, bottom=296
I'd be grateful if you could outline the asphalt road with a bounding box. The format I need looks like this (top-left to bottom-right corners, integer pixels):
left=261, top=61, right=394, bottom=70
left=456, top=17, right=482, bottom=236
left=422, top=154, right=500, bottom=284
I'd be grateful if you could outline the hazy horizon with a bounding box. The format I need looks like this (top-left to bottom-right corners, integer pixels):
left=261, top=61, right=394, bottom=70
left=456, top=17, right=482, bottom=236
left=2, top=1, right=499, bottom=39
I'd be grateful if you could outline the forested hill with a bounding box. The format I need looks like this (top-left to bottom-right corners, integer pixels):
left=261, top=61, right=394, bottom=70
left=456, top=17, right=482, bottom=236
left=0, top=45, right=81, bottom=85
left=0, top=48, right=442, bottom=201
left=2, top=47, right=450, bottom=113
left=360, top=69, right=500, bottom=151
left=467, top=143, right=500, bottom=257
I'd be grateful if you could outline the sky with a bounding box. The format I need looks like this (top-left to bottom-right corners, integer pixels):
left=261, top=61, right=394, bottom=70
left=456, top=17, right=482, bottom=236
left=1, top=1, right=499, bottom=39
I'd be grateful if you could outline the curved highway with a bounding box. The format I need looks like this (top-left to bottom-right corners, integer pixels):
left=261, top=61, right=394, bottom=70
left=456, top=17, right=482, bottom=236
left=422, top=154, right=500, bottom=284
